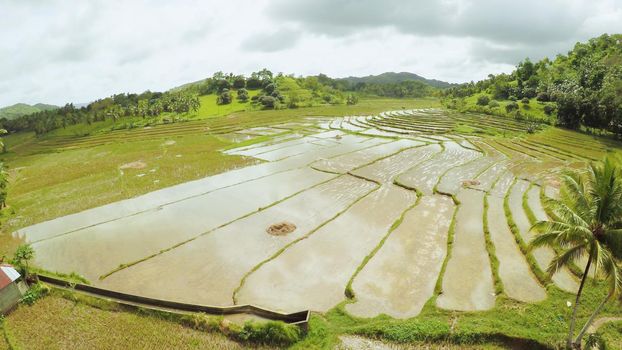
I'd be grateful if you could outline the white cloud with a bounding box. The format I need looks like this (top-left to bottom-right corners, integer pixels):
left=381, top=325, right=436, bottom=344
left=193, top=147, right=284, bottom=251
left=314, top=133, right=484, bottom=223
left=0, top=0, right=620, bottom=105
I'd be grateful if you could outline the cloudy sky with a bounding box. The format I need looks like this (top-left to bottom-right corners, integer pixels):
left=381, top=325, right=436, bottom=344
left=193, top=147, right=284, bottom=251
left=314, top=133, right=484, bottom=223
left=1, top=0, right=621, bottom=106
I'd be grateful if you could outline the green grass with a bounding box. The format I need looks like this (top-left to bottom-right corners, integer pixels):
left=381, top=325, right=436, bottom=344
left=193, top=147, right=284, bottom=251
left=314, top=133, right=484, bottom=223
left=1, top=291, right=274, bottom=350
left=457, top=93, right=555, bottom=124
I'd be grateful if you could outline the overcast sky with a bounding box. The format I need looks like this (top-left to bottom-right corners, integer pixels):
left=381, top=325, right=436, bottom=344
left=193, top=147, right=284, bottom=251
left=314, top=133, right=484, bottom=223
left=1, top=0, right=622, bottom=106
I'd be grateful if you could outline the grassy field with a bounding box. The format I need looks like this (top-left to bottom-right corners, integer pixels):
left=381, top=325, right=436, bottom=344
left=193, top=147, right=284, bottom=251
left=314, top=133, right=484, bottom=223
left=1, top=292, right=268, bottom=350
left=2, top=97, right=621, bottom=349
left=452, top=93, right=556, bottom=124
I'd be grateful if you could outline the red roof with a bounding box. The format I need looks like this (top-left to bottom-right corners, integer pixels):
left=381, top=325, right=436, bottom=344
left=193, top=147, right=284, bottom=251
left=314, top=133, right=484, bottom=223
left=0, top=271, right=12, bottom=290
left=0, top=265, right=19, bottom=290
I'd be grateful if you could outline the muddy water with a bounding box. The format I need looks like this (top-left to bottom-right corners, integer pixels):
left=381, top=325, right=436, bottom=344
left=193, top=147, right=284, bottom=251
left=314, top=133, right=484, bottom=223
left=17, top=134, right=382, bottom=242
left=236, top=185, right=417, bottom=313
left=487, top=195, right=546, bottom=302
left=346, top=195, right=454, bottom=318
left=396, top=142, right=481, bottom=195
left=226, top=137, right=307, bottom=157
left=436, top=156, right=493, bottom=195
left=30, top=167, right=336, bottom=282
left=470, top=161, right=509, bottom=193
left=509, top=181, right=579, bottom=293
left=250, top=138, right=337, bottom=161
left=436, top=189, right=495, bottom=311
left=350, top=144, right=442, bottom=184
left=339, top=120, right=367, bottom=132
left=97, top=175, right=377, bottom=306
left=489, top=171, right=514, bottom=198
left=311, top=139, right=423, bottom=174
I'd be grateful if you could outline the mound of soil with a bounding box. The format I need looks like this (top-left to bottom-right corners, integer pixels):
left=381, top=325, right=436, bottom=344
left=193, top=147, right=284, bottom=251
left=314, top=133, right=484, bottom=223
left=266, top=221, right=296, bottom=236
left=462, top=179, right=480, bottom=187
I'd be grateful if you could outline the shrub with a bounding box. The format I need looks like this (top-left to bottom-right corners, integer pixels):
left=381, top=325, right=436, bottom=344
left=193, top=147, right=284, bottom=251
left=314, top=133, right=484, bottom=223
left=543, top=104, right=555, bottom=115
left=180, top=313, right=221, bottom=332
left=20, top=283, right=50, bottom=305
left=217, top=89, right=232, bottom=105
left=264, top=83, right=276, bottom=95
left=259, top=96, right=278, bottom=109
left=508, top=95, right=518, bottom=101
left=523, top=87, right=537, bottom=99
left=505, top=101, right=519, bottom=113
left=236, top=320, right=301, bottom=346
left=236, top=88, right=249, bottom=102
left=488, top=100, right=499, bottom=108
left=521, top=97, right=530, bottom=104
left=536, top=92, right=550, bottom=102
left=346, top=94, right=359, bottom=105
left=476, top=95, right=490, bottom=106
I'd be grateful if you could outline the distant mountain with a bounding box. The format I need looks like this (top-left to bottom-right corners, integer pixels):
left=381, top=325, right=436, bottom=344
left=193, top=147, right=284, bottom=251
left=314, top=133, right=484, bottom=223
left=338, top=72, right=454, bottom=89
left=0, top=103, right=58, bottom=120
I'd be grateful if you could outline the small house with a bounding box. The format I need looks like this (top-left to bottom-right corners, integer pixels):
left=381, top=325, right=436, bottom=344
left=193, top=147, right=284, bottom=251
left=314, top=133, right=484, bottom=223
left=0, top=265, right=27, bottom=314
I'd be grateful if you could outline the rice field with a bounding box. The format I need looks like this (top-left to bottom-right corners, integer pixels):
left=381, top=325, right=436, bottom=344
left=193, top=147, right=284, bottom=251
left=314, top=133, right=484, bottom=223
left=9, top=108, right=622, bottom=347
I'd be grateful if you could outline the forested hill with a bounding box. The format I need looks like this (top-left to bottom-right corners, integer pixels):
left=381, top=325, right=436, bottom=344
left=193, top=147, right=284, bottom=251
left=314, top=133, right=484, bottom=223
left=0, top=103, right=58, bottom=120
left=444, top=34, right=622, bottom=135
left=1, top=69, right=443, bottom=136
left=338, top=72, right=454, bottom=89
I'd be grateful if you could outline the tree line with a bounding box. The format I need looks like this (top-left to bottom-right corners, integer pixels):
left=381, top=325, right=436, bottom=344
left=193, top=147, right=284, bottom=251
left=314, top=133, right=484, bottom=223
left=444, top=34, right=622, bottom=135
left=0, top=91, right=200, bottom=135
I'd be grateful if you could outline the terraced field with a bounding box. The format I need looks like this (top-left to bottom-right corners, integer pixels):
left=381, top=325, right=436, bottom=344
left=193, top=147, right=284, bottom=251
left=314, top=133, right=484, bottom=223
left=13, top=108, right=618, bottom=319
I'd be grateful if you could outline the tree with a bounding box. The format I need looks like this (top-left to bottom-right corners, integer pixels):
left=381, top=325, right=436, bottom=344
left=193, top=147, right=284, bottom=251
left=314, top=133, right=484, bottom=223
left=264, top=83, right=276, bottom=95
left=346, top=94, right=359, bottom=105
left=259, top=95, right=277, bottom=109
left=12, top=244, right=35, bottom=278
left=476, top=95, right=490, bottom=106
left=217, top=89, right=232, bottom=105
left=237, top=88, right=249, bottom=102
left=0, top=162, right=7, bottom=208
left=505, top=101, right=519, bottom=113
left=529, top=158, right=622, bottom=349
left=232, top=75, right=246, bottom=89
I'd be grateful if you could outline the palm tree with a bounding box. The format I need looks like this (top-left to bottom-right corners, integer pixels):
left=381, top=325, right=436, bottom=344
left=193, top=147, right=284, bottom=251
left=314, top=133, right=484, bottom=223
left=529, top=157, right=622, bottom=350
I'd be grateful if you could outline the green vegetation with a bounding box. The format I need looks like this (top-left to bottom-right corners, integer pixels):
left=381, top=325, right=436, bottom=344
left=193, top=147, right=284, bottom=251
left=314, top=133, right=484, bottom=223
left=0, top=103, right=57, bottom=121
left=444, top=34, right=622, bottom=135
left=10, top=244, right=34, bottom=277
left=337, top=71, right=454, bottom=89
left=529, top=158, right=622, bottom=349
left=1, top=290, right=274, bottom=349
left=1, top=69, right=444, bottom=138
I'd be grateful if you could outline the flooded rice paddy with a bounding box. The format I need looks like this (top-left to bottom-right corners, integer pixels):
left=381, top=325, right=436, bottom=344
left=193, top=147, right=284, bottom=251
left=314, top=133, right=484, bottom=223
left=17, top=109, right=587, bottom=316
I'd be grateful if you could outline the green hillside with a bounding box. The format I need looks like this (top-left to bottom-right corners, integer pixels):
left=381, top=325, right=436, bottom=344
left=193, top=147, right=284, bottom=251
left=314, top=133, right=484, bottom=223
left=0, top=103, right=58, bottom=120
left=444, top=34, right=622, bottom=133
left=339, top=71, right=454, bottom=88
left=0, top=70, right=441, bottom=136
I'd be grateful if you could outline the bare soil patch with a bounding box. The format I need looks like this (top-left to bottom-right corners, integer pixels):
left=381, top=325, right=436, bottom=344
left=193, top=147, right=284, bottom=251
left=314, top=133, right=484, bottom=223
left=462, top=179, right=480, bottom=187
left=119, top=161, right=147, bottom=170
left=266, top=221, right=296, bottom=236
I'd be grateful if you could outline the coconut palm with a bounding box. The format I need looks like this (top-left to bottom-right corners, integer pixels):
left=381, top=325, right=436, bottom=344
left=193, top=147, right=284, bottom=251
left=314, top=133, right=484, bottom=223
left=529, top=157, right=622, bottom=350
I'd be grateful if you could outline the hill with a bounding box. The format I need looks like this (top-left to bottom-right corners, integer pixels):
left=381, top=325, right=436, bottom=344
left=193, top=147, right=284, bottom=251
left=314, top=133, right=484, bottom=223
left=443, top=33, right=622, bottom=134
left=0, top=102, right=58, bottom=120
left=339, top=72, right=454, bottom=89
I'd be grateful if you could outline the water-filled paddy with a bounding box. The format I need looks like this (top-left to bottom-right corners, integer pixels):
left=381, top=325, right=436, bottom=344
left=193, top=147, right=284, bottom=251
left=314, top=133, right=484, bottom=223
left=19, top=109, right=588, bottom=315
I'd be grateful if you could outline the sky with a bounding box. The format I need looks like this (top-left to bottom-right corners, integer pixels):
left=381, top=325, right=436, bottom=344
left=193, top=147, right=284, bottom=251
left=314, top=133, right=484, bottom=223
left=1, top=0, right=622, bottom=106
